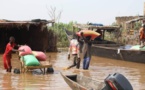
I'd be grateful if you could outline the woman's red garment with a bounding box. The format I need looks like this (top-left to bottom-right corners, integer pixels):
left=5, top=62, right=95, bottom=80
left=3, top=43, right=15, bottom=69
left=139, top=27, right=145, bottom=40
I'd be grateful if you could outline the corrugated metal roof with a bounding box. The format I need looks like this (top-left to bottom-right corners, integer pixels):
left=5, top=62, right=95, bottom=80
left=0, top=19, right=55, bottom=25
left=73, top=24, right=120, bottom=31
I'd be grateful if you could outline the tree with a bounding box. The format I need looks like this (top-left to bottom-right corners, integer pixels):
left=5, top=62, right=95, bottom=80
left=111, top=22, right=118, bottom=26
left=47, top=6, right=63, bottom=23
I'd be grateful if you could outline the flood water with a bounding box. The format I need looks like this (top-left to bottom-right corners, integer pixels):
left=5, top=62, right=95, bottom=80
left=0, top=51, right=145, bottom=90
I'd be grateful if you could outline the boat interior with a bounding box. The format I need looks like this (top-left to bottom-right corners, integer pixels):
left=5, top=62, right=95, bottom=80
left=66, top=74, right=105, bottom=90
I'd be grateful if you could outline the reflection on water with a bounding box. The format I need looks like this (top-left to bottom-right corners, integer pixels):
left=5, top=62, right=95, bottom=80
left=0, top=51, right=145, bottom=90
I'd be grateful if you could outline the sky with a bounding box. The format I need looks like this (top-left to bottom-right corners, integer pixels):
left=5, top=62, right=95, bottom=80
left=0, top=0, right=145, bottom=25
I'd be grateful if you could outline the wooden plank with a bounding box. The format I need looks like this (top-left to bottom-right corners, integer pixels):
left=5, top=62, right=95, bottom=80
left=21, top=61, right=52, bottom=74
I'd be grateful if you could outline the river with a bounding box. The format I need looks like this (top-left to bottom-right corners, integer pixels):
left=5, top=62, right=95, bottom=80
left=0, top=51, right=145, bottom=90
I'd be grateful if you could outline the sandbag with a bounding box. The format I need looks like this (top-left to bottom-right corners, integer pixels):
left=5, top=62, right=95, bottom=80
left=119, top=45, right=132, bottom=50
left=140, top=46, right=145, bottom=50
left=21, top=55, right=40, bottom=66
left=32, top=51, right=47, bottom=61
left=19, top=45, right=32, bottom=56
left=76, top=30, right=100, bottom=40
left=130, top=45, right=145, bottom=50
left=13, top=68, right=20, bottom=74
left=130, top=45, right=140, bottom=50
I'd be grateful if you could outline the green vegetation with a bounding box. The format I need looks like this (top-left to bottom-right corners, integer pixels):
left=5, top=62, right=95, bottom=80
left=48, top=21, right=78, bottom=47
left=134, top=22, right=142, bottom=30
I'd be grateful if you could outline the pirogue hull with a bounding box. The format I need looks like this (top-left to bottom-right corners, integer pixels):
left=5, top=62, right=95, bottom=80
left=61, top=72, right=104, bottom=90
left=91, top=44, right=145, bottom=64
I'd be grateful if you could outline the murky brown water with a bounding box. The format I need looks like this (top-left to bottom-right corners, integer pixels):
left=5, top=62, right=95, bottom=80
left=0, top=51, right=145, bottom=90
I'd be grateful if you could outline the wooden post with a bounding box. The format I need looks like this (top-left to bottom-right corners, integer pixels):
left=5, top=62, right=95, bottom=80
left=102, top=30, right=105, bottom=40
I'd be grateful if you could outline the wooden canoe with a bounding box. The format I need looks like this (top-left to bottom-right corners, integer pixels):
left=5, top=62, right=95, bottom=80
left=91, top=44, right=145, bottom=64
left=60, top=72, right=105, bottom=90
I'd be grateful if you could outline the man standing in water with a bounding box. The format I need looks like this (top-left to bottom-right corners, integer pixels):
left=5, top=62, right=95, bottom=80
left=3, top=36, right=23, bottom=72
left=78, top=32, right=93, bottom=70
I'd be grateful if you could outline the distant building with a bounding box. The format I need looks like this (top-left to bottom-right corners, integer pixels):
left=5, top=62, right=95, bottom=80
left=116, top=16, right=143, bottom=30
left=115, top=2, right=145, bottom=30
left=144, top=2, right=145, bottom=16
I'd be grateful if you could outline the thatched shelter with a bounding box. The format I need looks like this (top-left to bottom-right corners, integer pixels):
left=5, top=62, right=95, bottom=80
left=0, top=19, right=57, bottom=53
